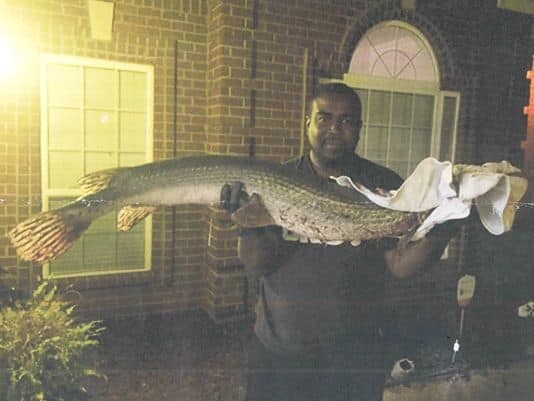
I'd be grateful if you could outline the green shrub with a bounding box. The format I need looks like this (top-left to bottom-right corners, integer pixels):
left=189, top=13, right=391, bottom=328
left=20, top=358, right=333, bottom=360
left=0, top=281, right=105, bottom=401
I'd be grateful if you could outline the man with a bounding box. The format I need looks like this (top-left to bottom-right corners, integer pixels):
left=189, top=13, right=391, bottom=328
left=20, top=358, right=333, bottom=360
left=222, top=83, right=457, bottom=401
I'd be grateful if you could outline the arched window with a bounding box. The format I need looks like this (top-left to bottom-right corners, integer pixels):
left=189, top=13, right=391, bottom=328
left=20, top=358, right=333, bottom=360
left=341, top=21, right=459, bottom=177
left=349, top=20, right=438, bottom=81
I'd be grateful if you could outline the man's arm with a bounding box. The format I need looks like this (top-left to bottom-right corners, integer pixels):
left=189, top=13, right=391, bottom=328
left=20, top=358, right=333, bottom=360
left=384, top=221, right=460, bottom=279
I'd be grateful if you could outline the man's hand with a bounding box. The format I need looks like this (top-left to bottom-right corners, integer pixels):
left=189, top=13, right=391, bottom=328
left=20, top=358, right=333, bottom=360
left=220, top=183, right=276, bottom=228
left=220, top=182, right=248, bottom=213
left=386, top=218, right=466, bottom=279
left=219, top=182, right=282, bottom=275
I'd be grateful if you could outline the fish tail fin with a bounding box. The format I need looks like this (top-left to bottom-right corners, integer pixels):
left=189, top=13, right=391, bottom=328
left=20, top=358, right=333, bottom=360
left=117, top=205, right=157, bottom=231
left=77, top=167, right=127, bottom=196
left=8, top=206, right=92, bottom=263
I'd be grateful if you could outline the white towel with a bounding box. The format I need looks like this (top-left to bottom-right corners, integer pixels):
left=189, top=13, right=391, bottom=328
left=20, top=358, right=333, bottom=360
left=331, top=157, right=528, bottom=240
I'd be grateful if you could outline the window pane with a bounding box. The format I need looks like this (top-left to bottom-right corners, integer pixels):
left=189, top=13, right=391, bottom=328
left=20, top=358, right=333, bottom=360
left=118, top=231, right=145, bottom=269
left=411, top=128, right=432, bottom=162
left=88, top=208, right=117, bottom=233
left=120, top=71, right=147, bottom=111
left=396, top=64, right=416, bottom=80
left=83, top=233, right=117, bottom=270
left=368, top=25, right=397, bottom=54
left=389, top=127, right=410, bottom=161
left=49, top=151, right=82, bottom=188
left=365, top=125, right=388, bottom=159
left=356, top=124, right=366, bottom=154
left=391, top=93, right=412, bottom=126
left=388, top=161, right=409, bottom=178
left=85, top=151, right=116, bottom=173
left=413, top=95, right=434, bottom=128
left=397, top=29, right=421, bottom=59
left=119, top=152, right=146, bottom=167
left=372, top=56, right=392, bottom=78
left=368, top=91, right=391, bottom=124
left=48, top=197, right=83, bottom=274
left=49, top=240, right=84, bottom=275
left=85, top=67, right=116, bottom=109
left=354, top=88, right=367, bottom=118
left=85, top=110, right=116, bottom=150
left=47, top=64, right=81, bottom=106
left=413, top=48, right=437, bottom=82
left=48, top=108, right=82, bottom=149
left=350, top=39, right=379, bottom=76
left=119, top=112, right=146, bottom=151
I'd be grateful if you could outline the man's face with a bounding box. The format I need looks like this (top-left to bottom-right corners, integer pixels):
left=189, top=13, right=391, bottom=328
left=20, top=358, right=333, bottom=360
left=306, top=93, right=362, bottom=164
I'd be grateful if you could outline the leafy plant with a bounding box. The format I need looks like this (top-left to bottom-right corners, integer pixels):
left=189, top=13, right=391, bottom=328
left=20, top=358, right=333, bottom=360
left=0, top=281, right=105, bottom=401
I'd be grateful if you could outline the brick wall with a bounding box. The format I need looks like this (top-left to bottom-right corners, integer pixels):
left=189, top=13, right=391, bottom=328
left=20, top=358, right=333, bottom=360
left=0, top=0, right=532, bottom=321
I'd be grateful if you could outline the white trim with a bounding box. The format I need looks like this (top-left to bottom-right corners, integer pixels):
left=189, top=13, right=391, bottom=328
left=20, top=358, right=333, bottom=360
left=407, top=93, right=416, bottom=169
left=39, top=59, right=49, bottom=213
left=343, top=74, right=439, bottom=94
left=385, top=89, right=394, bottom=164
left=440, top=91, right=461, bottom=164
left=497, top=0, right=534, bottom=15
left=40, top=53, right=152, bottom=73
left=44, top=267, right=150, bottom=280
left=40, top=54, right=154, bottom=278
left=450, top=93, right=460, bottom=163
left=430, top=92, right=442, bottom=159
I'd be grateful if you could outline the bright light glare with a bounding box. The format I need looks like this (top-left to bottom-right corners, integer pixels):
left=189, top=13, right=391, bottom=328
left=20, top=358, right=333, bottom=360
left=0, top=38, right=16, bottom=78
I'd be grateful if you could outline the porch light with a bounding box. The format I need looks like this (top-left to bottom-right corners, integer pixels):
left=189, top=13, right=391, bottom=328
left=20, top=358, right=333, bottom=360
left=0, top=37, right=16, bottom=78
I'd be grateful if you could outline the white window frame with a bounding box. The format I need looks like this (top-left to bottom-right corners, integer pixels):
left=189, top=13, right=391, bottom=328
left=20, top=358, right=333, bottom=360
left=435, top=91, right=461, bottom=164
left=348, top=20, right=440, bottom=82
left=40, top=54, right=154, bottom=278
left=341, top=74, right=460, bottom=166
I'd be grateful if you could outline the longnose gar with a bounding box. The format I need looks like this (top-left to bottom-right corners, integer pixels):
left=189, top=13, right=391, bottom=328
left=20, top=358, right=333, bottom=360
left=8, top=155, right=426, bottom=263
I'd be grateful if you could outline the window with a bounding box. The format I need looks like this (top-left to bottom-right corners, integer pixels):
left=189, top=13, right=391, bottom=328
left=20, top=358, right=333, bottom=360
left=349, top=20, right=437, bottom=81
left=40, top=54, right=154, bottom=277
left=341, top=21, right=459, bottom=178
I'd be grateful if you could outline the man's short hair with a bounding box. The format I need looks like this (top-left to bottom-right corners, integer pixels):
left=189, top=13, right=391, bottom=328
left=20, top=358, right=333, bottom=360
left=308, top=83, right=362, bottom=117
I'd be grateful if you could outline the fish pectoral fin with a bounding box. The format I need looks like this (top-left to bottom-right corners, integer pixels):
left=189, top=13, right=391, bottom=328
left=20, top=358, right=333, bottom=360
left=231, top=193, right=276, bottom=228
left=118, top=205, right=157, bottom=231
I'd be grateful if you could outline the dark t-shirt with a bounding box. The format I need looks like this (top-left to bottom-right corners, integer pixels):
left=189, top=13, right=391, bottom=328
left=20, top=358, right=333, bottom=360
left=253, top=154, right=403, bottom=354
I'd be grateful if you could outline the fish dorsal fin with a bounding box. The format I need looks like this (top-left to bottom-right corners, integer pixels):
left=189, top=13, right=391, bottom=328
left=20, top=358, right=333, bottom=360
left=117, top=205, right=157, bottom=231
left=231, top=193, right=276, bottom=228
left=77, top=167, right=126, bottom=196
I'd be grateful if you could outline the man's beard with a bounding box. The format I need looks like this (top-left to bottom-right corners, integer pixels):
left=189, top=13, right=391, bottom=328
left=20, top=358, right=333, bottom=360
left=318, top=149, right=355, bottom=168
